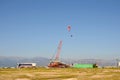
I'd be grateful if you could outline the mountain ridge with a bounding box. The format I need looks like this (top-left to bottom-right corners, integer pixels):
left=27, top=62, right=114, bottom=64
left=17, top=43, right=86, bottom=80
left=0, top=56, right=117, bottom=67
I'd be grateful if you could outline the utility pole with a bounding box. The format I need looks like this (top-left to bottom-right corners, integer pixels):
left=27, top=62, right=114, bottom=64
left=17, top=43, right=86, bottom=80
left=116, top=59, right=119, bottom=68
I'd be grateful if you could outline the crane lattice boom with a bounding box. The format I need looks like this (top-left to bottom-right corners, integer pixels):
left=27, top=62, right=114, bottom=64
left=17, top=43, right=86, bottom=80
left=55, top=40, right=62, bottom=61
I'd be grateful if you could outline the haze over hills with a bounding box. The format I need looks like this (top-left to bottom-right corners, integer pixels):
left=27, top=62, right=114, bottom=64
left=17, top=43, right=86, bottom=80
left=0, top=56, right=49, bottom=67
left=0, top=56, right=118, bottom=67
left=63, top=59, right=117, bottom=67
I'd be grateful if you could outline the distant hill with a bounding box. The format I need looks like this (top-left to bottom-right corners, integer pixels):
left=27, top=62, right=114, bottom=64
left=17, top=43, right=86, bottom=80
left=0, top=56, right=118, bottom=67
left=0, top=56, right=49, bottom=67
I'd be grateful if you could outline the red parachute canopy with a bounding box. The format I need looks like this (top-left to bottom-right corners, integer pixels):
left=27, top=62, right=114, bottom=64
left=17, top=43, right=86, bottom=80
left=67, top=25, right=71, bottom=32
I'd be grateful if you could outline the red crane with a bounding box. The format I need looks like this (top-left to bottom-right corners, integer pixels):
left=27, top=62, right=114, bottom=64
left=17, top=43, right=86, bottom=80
left=48, top=40, right=69, bottom=68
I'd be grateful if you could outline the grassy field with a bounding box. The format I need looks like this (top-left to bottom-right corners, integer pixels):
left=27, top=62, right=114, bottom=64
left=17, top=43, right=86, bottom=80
left=0, top=68, right=120, bottom=80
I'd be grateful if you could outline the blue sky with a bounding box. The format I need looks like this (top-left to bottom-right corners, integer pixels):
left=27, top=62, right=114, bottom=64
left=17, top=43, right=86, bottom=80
left=0, top=0, right=120, bottom=59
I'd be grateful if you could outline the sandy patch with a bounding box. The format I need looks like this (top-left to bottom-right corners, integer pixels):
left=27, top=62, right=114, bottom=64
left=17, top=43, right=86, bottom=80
left=91, top=75, right=113, bottom=78
left=112, top=70, right=120, bottom=72
left=62, top=78, right=77, bottom=80
left=15, top=78, right=30, bottom=80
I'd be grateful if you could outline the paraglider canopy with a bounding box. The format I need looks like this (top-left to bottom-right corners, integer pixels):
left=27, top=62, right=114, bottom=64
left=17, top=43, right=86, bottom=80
left=67, top=25, right=71, bottom=32
left=67, top=25, right=73, bottom=37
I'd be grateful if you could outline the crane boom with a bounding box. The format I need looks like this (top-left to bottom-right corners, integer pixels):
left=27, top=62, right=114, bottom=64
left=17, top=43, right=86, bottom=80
left=55, top=40, right=62, bottom=61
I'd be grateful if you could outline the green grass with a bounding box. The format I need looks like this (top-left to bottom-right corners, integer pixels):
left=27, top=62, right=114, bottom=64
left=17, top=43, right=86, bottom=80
left=0, top=68, right=120, bottom=80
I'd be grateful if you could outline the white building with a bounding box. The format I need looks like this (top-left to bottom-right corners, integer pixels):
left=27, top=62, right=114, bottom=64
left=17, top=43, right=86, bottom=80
left=118, top=62, right=120, bottom=67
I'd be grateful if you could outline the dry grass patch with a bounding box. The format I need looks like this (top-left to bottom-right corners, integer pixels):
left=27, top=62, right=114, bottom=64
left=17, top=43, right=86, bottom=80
left=0, top=68, right=120, bottom=80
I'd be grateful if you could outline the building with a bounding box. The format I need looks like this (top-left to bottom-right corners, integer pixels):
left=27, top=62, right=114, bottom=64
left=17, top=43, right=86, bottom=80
left=17, top=63, right=36, bottom=68
left=118, top=62, right=120, bottom=67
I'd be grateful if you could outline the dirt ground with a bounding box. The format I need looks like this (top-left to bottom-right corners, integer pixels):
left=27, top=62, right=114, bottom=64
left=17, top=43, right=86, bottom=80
left=0, top=68, right=120, bottom=80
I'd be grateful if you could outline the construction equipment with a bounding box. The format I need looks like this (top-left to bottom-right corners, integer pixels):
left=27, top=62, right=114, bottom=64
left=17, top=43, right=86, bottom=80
left=48, top=40, right=70, bottom=68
